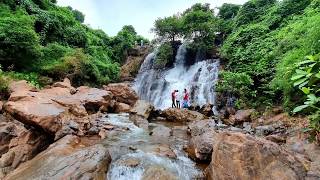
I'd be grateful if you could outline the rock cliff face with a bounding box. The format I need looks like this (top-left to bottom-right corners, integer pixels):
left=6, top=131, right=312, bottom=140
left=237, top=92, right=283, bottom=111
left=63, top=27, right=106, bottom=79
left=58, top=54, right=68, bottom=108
left=120, top=46, right=150, bottom=81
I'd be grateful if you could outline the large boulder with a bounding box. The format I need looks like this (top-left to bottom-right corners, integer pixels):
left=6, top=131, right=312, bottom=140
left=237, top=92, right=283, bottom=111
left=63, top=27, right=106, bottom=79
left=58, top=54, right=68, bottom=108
left=185, top=120, right=217, bottom=162
left=161, top=108, right=205, bottom=123
left=104, top=83, right=138, bottom=106
left=4, top=80, right=113, bottom=135
left=114, top=102, right=131, bottom=113
left=130, top=100, right=154, bottom=119
left=206, top=131, right=308, bottom=180
left=187, top=119, right=216, bottom=137
left=129, top=100, right=154, bottom=129
left=0, top=120, right=51, bottom=178
left=5, top=135, right=111, bottom=180
left=199, top=104, right=214, bottom=117
left=224, top=109, right=255, bottom=125
left=52, top=78, right=76, bottom=94
left=185, top=130, right=216, bottom=162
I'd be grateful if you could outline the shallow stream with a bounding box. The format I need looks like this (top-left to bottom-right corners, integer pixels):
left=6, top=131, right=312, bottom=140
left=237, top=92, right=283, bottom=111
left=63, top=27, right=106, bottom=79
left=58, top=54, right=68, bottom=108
left=101, top=113, right=203, bottom=180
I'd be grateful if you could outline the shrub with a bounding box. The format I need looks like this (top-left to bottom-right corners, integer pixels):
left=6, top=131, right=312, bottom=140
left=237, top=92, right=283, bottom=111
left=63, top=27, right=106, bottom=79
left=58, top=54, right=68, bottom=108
left=216, top=71, right=254, bottom=107
left=291, top=54, right=320, bottom=142
left=0, top=7, right=41, bottom=70
left=154, top=43, right=174, bottom=69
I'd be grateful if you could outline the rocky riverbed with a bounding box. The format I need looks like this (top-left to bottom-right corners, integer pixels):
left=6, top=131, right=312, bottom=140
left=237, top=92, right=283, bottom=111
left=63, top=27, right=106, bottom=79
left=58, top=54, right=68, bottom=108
left=0, top=79, right=319, bottom=180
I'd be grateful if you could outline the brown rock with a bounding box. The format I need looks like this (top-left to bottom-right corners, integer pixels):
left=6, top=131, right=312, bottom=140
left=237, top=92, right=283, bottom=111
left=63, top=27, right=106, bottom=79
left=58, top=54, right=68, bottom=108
left=8, top=81, right=35, bottom=93
left=5, top=135, right=111, bottom=180
left=104, top=83, right=138, bottom=106
left=187, top=119, right=216, bottom=137
left=142, top=166, right=178, bottom=180
left=150, top=126, right=172, bottom=138
left=206, top=131, right=308, bottom=180
left=4, top=81, right=113, bottom=135
left=115, top=102, right=131, bottom=113
left=186, top=130, right=216, bottom=162
left=199, top=104, right=213, bottom=117
left=52, top=78, right=76, bottom=94
left=152, top=144, right=177, bottom=159
left=130, top=114, right=149, bottom=129
left=118, top=158, right=140, bottom=167
left=223, top=115, right=236, bottom=125
left=266, top=134, right=287, bottom=144
left=0, top=120, right=51, bottom=177
left=0, top=101, right=3, bottom=113
left=130, top=100, right=154, bottom=119
left=120, top=48, right=149, bottom=81
left=161, top=108, right=205, bottom=123
left=234, top=109, right=255, bottom=122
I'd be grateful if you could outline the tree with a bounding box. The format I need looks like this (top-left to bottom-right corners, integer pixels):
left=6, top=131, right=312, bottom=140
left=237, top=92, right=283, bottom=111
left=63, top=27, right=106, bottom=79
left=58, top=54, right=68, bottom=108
left=218, top=3, right=241, bottom=20
left=182, top=3, right=217, bottom=39
left=234, top=0, right=276, bottom=27
left=153, top=15, right=183, bottom=42
left=72, top=9, right=85, bottom=23
left=110, top=25, right=137, bottom=63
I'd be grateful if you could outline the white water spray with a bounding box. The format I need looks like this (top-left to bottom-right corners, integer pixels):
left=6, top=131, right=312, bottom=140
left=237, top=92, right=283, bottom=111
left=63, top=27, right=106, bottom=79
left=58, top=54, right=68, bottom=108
left=134, top=44, right=220, bottom=109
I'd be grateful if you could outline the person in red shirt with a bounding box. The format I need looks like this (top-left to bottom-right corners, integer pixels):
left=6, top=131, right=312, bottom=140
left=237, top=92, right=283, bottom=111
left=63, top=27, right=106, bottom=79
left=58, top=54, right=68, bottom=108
left=183, top=88, right=189, bottom=108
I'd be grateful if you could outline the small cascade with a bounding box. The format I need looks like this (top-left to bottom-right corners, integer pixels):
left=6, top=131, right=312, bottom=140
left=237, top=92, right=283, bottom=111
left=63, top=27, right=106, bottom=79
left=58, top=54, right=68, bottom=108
left=103, top=114, right=202, bottom=180
left=134, top=44, right=220, bottom=109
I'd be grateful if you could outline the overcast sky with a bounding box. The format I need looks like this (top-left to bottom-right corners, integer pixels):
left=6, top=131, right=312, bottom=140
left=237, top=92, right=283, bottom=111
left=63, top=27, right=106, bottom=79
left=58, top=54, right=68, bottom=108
left=57, top=0, right=248, bottom=39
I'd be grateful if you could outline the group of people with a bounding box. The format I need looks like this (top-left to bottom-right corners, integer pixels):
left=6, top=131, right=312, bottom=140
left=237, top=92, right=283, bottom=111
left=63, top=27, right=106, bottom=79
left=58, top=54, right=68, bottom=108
left=171, top=89, right=189, bottom=109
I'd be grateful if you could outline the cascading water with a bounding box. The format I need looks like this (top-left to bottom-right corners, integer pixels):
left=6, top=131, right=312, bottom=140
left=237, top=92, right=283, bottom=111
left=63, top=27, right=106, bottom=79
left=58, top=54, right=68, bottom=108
left=134, top=43, right=220, bottom=109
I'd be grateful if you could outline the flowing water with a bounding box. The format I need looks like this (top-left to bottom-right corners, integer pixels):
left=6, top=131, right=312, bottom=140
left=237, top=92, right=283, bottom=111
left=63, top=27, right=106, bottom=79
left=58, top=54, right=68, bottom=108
left=102, top=114, right=203, bottom=180
left=134, top=44, right=220, bottom=110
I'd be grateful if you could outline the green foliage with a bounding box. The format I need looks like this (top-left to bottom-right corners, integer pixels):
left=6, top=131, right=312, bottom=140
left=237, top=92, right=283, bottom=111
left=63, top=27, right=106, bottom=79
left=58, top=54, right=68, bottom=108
left=153, top=15, right=183, bottom=42
left=216, top=71, right=254, bottom=107
left=0, top=65, right=9, bottom=93
left=110, top=25, right=140, bottom=63
left=0, top=6, right=41, bottom=70
left=218, top=3, right=241, bottom=20
left=234, top=0, right=276, bottom=27
left=153, top=3, right=218, bottom=54
left=291, top=54, right=320, bottom=139
left=219, top=0, right=320, bottom=108
left=70, top=8, right=85, bottom=23
left=154, top=43, right=174, bottom=69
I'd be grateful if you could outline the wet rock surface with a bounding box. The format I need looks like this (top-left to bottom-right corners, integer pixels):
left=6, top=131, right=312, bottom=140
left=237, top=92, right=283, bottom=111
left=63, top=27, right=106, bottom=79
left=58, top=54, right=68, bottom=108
left=5, top=135, right=111, bottom=180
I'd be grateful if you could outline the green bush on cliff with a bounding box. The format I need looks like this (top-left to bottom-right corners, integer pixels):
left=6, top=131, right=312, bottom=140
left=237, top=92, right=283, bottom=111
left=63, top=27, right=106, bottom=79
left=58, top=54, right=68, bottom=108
left=154, top=43, right=174, bottom=69
left=216, top=71, right=254, bottom=108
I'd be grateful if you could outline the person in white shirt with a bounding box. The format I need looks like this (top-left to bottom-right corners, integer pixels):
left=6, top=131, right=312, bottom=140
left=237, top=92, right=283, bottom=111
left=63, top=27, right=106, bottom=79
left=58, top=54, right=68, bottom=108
left=175, top=90, right=181, bottom=109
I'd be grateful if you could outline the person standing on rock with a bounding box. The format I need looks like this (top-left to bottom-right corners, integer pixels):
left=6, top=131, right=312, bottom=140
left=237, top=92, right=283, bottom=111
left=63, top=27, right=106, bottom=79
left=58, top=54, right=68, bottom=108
left=171, top=90, right=177, bottom=108
left=183, top=89, right=189, bottom=108
left=176, top=90, right=181, bottom=109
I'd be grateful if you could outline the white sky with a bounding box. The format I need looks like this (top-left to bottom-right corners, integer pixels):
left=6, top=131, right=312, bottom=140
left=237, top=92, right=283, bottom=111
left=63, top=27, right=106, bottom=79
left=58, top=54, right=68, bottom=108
left=57, top=0, right=248, bottom=39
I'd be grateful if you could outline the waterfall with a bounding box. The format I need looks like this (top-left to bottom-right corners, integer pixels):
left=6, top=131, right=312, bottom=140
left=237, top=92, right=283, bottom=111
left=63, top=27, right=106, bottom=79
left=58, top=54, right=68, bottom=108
left=134, top=44, right=220, bottom=110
